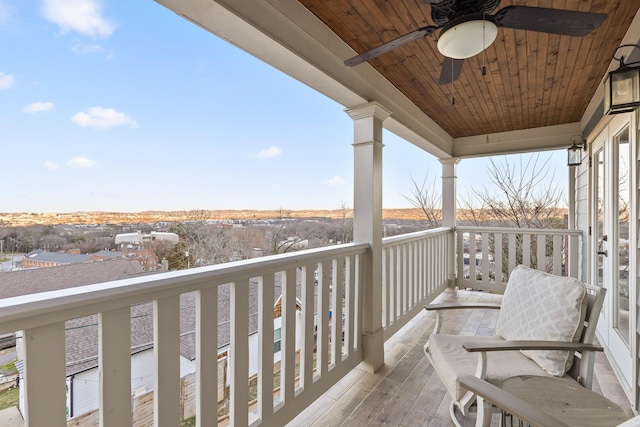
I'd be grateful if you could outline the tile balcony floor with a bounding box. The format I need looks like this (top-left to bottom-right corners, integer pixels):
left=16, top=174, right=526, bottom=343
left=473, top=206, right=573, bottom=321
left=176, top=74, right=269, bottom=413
left=289, top=288, right=636, bottom=427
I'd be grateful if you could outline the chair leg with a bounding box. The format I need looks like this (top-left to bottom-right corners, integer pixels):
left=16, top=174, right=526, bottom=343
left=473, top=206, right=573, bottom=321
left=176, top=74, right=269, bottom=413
left=475, top=396, right=493, bottom=427
left=449, top=400, right=464, bottom=427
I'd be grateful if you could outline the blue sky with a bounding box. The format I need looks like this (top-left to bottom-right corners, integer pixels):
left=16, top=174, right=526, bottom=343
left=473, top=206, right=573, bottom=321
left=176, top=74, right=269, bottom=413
left=0, top=0, right=567, bottom=213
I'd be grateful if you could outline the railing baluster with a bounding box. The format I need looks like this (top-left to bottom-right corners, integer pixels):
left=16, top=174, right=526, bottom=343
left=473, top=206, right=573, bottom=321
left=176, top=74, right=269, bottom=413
left=99, top=307, right=132, bottom=427
left=408, top=241, right=415, bottom=309
left=508, top=233, right=517, bottom=273
left=258, top=274, right=274, bottom=419
left=433, top=235, right=439, bottom=290
left=418, top=239, right=424, bottom=301
left=400, top=244, right=406, bottom=315
left=392, top=245, right=399, bottom=318
left=331, top=258, right=344, bottom=365
left=469, top=232, right=477, bottom=281
left=301, top=265, right=315, bottom=387
left=457, top=231, right=465, bottom=284
left=481, top=232, right=489, bottom=284
left=154, top=295, right=180, bottom=427
left=23, top=322, right=67, bottom=427
left=495, top=233, right=503, bottom=285
left=553, top=235, right=563, bottom=275
left=537, top=233, right=546, bottom=271
left=354, top=253, right=363, bottom=351
left=230, top=281, right=249, bottom=427
left=345, top=255, right=355, bottom=355
left=522, top=234, right=531, bottom=267
left=569, top=234, right=579, bottom=278
left=196, top=287, right=218, bottom=427
left=282, top=269, right=297, bottom=400
left=317, top=262, right=330, bottom=377
left=382, top=248, right=391, bottom=326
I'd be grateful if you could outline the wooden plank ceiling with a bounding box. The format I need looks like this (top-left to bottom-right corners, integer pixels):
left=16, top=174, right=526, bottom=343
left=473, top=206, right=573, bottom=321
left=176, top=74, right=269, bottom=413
left=298, top=0, right=640, bottom=138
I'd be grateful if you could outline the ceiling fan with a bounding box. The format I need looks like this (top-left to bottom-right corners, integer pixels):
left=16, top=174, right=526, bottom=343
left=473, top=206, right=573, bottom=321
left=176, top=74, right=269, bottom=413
left=344, top=0, right=607, bottom=85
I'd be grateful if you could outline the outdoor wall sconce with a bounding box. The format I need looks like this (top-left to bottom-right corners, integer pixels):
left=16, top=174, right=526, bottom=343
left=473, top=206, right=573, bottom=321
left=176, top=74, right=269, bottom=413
left=567, top=135, right=586, bottom=166
left=604, top=44, right=640, bottom=115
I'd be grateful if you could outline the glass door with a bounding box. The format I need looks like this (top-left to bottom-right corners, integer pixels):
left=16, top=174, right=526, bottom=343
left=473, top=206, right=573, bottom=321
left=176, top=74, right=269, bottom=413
left=615, top=126, right=630, bottom=346
left=592, top=114, right=633, bottom=391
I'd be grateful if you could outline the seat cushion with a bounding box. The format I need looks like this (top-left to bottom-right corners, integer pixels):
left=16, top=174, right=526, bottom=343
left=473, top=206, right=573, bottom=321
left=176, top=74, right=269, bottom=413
left=426, top=334, right=558, bottom=401
left=496, top=265, right=588, bottom=376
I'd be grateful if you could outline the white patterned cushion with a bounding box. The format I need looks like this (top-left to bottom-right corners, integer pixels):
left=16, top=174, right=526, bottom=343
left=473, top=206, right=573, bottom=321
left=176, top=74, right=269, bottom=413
left=496, top=265, right=588, bottom=376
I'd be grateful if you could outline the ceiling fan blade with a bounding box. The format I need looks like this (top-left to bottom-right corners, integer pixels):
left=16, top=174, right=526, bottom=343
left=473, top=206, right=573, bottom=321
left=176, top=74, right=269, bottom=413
left=438, top=57, right=464, bottom=85
left=344, top=26, right=437, bottom=66
left=495, top=6, right=607, bottom=37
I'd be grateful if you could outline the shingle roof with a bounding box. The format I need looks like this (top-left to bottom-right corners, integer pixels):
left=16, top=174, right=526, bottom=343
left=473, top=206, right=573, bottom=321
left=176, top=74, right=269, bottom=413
left=0, top=258, right=144, bottom=297
left=92, top=250, right=123, bottom=258
left=0, top=260, right=147, bottom=375
left=0, top=259, right=304, bottom=375
left=23, top=251, right=91, bottom=264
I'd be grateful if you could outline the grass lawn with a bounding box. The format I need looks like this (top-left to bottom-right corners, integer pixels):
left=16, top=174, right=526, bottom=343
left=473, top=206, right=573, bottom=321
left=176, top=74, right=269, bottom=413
left=182, top=416, right=195, bottom=427
left=0, top=362, right=17, bottom=375
left=0, top=387, right=19, bottom=411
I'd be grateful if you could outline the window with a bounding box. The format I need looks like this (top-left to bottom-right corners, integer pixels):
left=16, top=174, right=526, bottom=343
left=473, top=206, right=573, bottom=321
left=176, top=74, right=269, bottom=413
left=274, top=328, right=282, bottom=353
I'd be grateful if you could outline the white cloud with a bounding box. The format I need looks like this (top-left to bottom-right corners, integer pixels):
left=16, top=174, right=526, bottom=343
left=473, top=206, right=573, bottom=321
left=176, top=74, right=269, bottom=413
left=325, top=175, right=346, bottom=186
left=71, top=107, right=138, bottom=129
left=67, top=157, right=96, bottom=169
left=22, top=102, right=54, bottom=113
left=42, top=0, right=115, bottom=39
left=0, top=72, right=15, bottom=89
left=71, top=40, right=104, bottom=55
left=255, top=146, right=282, bottom=159
left=43, top=161, right=59, bottom=171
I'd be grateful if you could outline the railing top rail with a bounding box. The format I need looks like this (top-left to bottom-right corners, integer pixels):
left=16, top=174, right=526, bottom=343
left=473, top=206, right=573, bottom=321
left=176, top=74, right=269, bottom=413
left=0, top=242, right=369, bottom=333
left=382, top=226, right=452, bottom=246
left=454, top=226, right=583, bottom=236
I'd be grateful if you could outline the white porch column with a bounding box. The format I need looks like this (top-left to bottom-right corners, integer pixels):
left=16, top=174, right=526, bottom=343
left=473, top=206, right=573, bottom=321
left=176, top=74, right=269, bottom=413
left=440, top=158, right=460, bottom=287
left=345, top=101, right=391, bottom=373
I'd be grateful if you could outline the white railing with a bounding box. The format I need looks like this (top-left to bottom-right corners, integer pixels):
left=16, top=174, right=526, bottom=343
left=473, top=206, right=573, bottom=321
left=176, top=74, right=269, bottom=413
left=0, top=243, right=368, bottom=427
left=382, top=227, right=452, bottom=339
left=455, top=226, right=583, bottom=293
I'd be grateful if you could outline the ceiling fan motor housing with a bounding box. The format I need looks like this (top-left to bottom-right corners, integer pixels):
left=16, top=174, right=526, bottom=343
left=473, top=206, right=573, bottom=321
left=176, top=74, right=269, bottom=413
left=437, top=14, right=498, bottom=59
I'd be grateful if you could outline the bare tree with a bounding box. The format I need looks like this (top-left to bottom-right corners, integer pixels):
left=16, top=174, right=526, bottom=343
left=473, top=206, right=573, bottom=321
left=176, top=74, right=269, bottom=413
left=169, top=210, right=233, bottom=265
left=338, top=201, right=353, bottom=244
left=461, top=154, right=564, bottom=229
left=459, top=154, right=565, bottom=274
left=403, top=173, right=441, bottom=229
left=229, top=228, right=267, bottom=260
left=266, top=207, right=306, bottom=254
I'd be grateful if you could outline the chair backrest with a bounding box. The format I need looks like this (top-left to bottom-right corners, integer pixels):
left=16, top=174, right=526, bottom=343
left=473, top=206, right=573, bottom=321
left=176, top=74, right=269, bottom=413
left=566, top=283, right=606, bottom=388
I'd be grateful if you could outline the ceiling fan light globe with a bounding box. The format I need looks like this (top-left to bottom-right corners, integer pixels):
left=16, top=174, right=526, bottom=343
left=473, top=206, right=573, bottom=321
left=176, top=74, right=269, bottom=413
left=437, top=20, right=498, bottom=59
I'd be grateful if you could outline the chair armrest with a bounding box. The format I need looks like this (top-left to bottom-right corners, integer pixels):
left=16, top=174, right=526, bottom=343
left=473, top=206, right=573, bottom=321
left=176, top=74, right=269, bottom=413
left=459, top=376, right=569, bottom=427
left=424, top=303, right=501, bottom=334
left=424, top=303, right=501, bottom=311
left=463, top=340, right=604, bottom=353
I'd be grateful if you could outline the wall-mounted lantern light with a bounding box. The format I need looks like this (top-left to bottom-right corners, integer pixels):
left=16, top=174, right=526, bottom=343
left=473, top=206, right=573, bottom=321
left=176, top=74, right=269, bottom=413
left=567, top=135, right=586, bottom=166
left=604, top=44, right=640, bottom=115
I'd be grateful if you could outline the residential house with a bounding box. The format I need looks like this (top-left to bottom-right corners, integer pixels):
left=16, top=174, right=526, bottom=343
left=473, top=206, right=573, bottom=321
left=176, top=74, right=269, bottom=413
left=4, top=1, right=640, bottom=426
left=114, top=231, right=179, bottom=247
left=21, top=250, right=91, bottom=269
